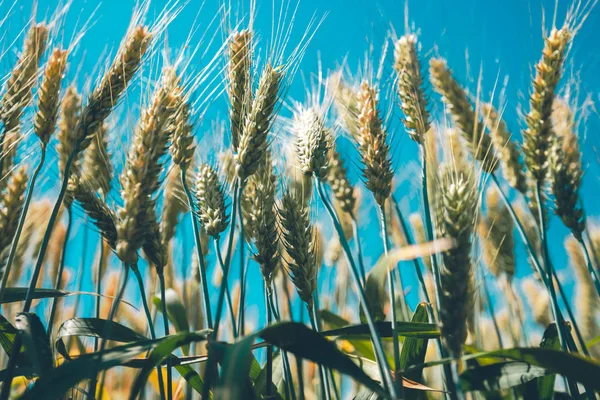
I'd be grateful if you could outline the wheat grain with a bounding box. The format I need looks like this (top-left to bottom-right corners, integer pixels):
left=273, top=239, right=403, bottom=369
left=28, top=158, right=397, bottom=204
left=229, top=30, right=253, bottom=152
left=195, top=163, right=230, bottom=238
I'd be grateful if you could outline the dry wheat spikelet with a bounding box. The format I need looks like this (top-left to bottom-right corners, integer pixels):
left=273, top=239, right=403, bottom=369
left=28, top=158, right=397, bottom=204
left=76, top=25, right=152, bottom=155
left=479, top=188, right=516, bottom=280
left=326, top=146, right=356, bottom=215
left=235, top=63, right=282, bottom=181
left=293, top=105, right=332, bottom=179
left=0, top=167, right=28, bottom=268
left=481, top=103, right=527, bottom=194
left=34, top=48, right=69, bottom=145
left=82, top=123, right=112, bottom=198
left=169, top=72, right=196, bottom=169
left=229, top=30, right=253, bottom=152
left=549, top=98, right=585, bottom=240
left=356, top=81, right=393, bottom=207
left=278, top=187, right=317, bottom=309
left=521, top=26, right=570, bottom=186
left=0, top=23, right=48, bottom=192
left=435, top=160, right=477, bottom=358
left=69, top=176, right=118, bottom=251
left=430, top=58, right=497, bottom=172
left=196, top=163, right=230, bottom=238
left=394, top=34, right=430, bottom=144
left=116, top=68, right=178, bottom=264
left=57, top=86, right=82, bottom=178
left=142, top=212, right=168, bottom=269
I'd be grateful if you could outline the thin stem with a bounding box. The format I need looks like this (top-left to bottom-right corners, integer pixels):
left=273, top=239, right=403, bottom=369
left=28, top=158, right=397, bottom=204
left=0, top=146, right=46, bottom=303
left=181, top=168, right=213, bottom=329
left=296, top=353, right=306, bottom=400
left=380, top=205, right=402, bottom=396
left=47, top=206, right=73, bottom=335
left=88, top=239, right=105, bottom=399
left=131, top=265, right=166, bottom=400
left=265, top=285, right=274, bottom=399
left=22, top=147, right=79, bottom=313
left=157, top=271, right=173, bottom=400
left=71, top=218, right=89, bottom=318
left=237, top=197, right=246, bottom=336
left=534, top=185, right=569, bottom=353
left=202, top=179, right=240, bottom=399
left=578, top=238, right=600, bottom=298
left=308, top=302, right=330, bottom=400
left=553, top=268, right=589, bottom=356
left=268, top=289, right=296, bottom=400
left=214, top=239, right=238, bottom=338
left=391, top=197, right=432, bottom=306
left=349, top=214, right=367, bottom=286
left=316, top=179, right=396, bottom=398
left=482, top=272, right=504, bottom=348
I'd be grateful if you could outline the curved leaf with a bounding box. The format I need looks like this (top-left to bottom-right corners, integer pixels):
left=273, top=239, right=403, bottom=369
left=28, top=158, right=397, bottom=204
left=1, top=288, right=69, bottom=304
left=320, top=310, right=376, bottom=360
left=460, top=361, right=546, bottom=391
left=322, top=321, right=439, bottom=339
left=129, top=330, right=210, bottom=399
left=399, top=302, right=430, bottom=396
left=524, top=323, right=561, bottom=399
left=15, top=313, right=53, bottom=377
left=21, top=330, right=209, bottom=399
left=260, top=322, right=386, bottom=396
left=55, top=318, right=147, bottom=359
left=253, top=351, right=285, bottom=399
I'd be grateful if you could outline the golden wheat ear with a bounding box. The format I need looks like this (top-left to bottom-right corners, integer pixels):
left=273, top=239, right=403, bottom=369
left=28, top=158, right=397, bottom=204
left=228, top=30, right=253, bottom=153
left=429, top=57, right=497, bottom=172
left=195, top=163, right=230, bottom=239
left=0, top=167, right=29, bottom=268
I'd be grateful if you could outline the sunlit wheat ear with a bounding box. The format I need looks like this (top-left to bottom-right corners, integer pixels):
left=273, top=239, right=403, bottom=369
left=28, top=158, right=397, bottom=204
left=521, top=26, right=570, bottom=186
left=116, top=68, right=178, bottom=264
left=0, top=23, right=48, bottom=191
left=68, top=176, right=118, bottom=251
left=522, top=279, right=551, bottom=328
left=195, top=163, right=230, bottom=239
left=435, top=160, right=477, bottom=358
left=479, top=188, right=516, bottom=281
left=82, top=126, right=112, bottom=198
left=330, top=71, right=361, bottom=140
left=278, top=187, right=317, bottom=309
left=0, top=167, right=28, bottom=269
left=356, top=81, right=393, bottom=207
left=168, top=72, right=195, bottom=170
left=77, top=25, right=152, bottom=153
left=142, top=213, right=168, bottom=269
left=293, top=105, right=332, bottom=179
left=549, top=98, right=585, bottom=240
left=326, top=147, right=356, bottom=215
left=248, top=156, right=280, bottom=290
left=409, top=213, right=432, bottom=271
left=429, top=58, right=497, bottom=172
left=565, top=236, right=599, bottom=341
left=10, top=201, right=48, bottom=285
left=161, top=166, right=188, bottom=247
left=284, top=145, right=313, bottom=205
left=228, top=29, right=253, bottom=152
left=57, top=86, right=81, bottom=178
left=394, top=34, right=430, bottom=144
left=481, top=103, right=527, bottom=194
left=235, top=64, right=282, bottom=182
left=34, top=48, right=68, bottom=145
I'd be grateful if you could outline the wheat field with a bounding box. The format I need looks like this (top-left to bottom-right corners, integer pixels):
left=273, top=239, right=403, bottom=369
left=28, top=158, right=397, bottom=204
left=0, top=0, right=599, bottom=399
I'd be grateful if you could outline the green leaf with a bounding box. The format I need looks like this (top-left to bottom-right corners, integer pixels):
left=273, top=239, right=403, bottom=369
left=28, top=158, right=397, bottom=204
left=524, top=323, right=561, bottom=399
left=15, top=313, right=53, bottom=377
left=0, top=315, right=30, bottom=369
left=22, top=330, right=210, bottom=400
left=460, top=361, right=546, bottom=391
left=253, top=350, right=285, bottom=399
left=129, top=330, right=211, bottom=399
left=322, top=321, right=440, bottom=339
left=215, top=334, right=258, bottom=399
left=260, top=322, right=386, bottom=396
left=1, top=288, right=69, bottom=304
left=55, top=317, right=147, bottom=359
left=154, top=289, right=190, bottom=354
left=409, top=345, right=600, bottom=391
left=175, top=364, right=212, bottom=399
left=399, top=303, right=430, bottom=398
left=320, top=310, right=376, bottom=361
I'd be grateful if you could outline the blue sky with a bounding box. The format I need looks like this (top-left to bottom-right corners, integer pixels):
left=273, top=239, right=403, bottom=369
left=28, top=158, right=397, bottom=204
left=2, top=0, right=600, bottom=340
